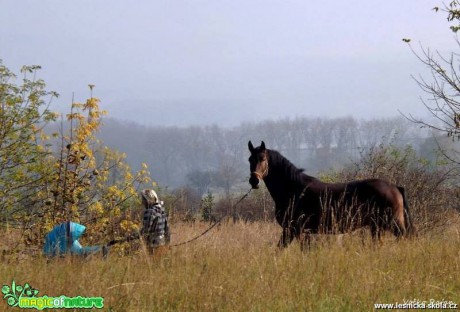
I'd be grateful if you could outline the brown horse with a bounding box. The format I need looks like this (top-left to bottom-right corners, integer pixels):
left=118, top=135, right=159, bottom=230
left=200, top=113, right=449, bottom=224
left=248, top=141, right=414, bottom=248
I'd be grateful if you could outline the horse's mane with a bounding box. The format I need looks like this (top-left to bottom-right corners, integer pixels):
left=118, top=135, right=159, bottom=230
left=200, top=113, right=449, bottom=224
left=268, top=149, right=318, bottom=185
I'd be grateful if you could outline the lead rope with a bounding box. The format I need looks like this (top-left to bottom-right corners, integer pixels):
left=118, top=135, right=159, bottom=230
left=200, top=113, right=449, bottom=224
left=104, top=188, right=253, bottom=251
left=170, top=188, right=252, bottom=247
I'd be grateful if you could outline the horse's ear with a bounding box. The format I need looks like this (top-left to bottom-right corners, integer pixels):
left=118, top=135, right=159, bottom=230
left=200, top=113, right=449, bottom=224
left=260, top=141, right=266, bottom=150
left=248, top=141, right=255, bottom=153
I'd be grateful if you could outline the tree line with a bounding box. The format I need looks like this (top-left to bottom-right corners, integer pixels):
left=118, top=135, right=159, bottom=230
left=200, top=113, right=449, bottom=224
left=97, top=115, right=439, bottom=195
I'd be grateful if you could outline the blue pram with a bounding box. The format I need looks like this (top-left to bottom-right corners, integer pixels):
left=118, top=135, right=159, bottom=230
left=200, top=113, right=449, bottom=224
left=43, top=221, right=101, bottom=257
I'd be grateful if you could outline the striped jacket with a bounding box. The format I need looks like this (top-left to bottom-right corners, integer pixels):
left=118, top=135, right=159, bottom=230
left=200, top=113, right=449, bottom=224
left=141, top=203, right=170, bottom=247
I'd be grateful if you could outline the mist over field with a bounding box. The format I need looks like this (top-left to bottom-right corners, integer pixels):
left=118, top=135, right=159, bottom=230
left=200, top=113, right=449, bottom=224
left=1, top=0, right=458, bottom=127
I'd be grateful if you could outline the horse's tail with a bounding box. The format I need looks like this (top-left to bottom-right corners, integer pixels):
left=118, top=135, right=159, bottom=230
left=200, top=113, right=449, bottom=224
left=397, top=186, right=416, bottom=237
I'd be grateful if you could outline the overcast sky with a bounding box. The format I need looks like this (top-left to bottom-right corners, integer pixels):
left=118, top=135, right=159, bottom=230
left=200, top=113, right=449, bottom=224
left=1, top=0, right=457, bottom=126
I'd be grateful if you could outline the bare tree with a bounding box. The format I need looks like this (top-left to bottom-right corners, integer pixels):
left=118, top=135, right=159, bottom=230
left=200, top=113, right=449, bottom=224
left=404, top=1, right=460, bottom=164
left=145, top=127, right=186, bottom=186
left=186, top=169, right=213, bottom=196
left=334, top=117, right=359, bottom=161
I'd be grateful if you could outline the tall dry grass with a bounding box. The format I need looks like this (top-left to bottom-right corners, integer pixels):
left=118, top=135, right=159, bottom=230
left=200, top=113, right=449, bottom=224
left=1, top=219, right=460, bottom=311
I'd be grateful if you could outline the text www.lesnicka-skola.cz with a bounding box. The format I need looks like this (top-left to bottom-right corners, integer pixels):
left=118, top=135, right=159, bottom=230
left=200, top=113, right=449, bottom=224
left=374, top=299, right=458, bottom=310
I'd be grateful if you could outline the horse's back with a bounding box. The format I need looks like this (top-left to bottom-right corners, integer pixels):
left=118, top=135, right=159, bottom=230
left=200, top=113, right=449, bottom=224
left=355, top=178, right=400, bottom=200
left=315, top=178, right=401, bottom=206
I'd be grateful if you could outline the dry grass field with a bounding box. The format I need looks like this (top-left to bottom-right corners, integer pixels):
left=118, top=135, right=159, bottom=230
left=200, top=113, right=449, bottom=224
left=1, top=216, right=460, bottom=311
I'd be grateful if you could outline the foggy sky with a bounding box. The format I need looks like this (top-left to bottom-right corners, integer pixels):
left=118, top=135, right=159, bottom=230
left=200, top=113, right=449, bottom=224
left=1, top=0, right=457, bottom=126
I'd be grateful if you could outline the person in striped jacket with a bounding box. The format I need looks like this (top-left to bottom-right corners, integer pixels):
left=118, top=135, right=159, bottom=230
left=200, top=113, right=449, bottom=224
left=140, top=189, right=170, bottom=254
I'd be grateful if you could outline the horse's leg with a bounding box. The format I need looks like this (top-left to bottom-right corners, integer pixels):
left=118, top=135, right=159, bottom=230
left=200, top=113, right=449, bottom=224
left=359, top=227, right=366, bottom=247
left=370, top=223, right=382, bottom=243
left=299, top=231, right=312, bottom=252
left=370, top=204, right=387, bottom=245
left=393, top=217, right=406, bottom=239
left=292, top=224, right=310, bottom=252
left=277, top=227, right=294, bottom=248
left=391, top=190, right=407, bottom=239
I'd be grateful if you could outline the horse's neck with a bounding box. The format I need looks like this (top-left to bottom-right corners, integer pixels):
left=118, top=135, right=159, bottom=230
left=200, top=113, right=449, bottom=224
left=263, top=174, right=290, bottom=204
left=264, top=167, right=307, bottom=205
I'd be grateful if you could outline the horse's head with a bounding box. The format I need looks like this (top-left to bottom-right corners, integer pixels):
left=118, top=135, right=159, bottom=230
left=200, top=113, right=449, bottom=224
left=248, top=141, right=269, bottom=189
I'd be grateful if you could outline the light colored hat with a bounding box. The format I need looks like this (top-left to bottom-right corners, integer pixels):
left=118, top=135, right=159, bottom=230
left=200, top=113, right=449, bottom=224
left=141, top=189, right=159, bottom=205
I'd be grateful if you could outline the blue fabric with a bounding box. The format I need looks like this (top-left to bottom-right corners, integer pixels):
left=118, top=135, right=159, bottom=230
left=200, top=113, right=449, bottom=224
left=43, top=222, right=101, bottom=256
